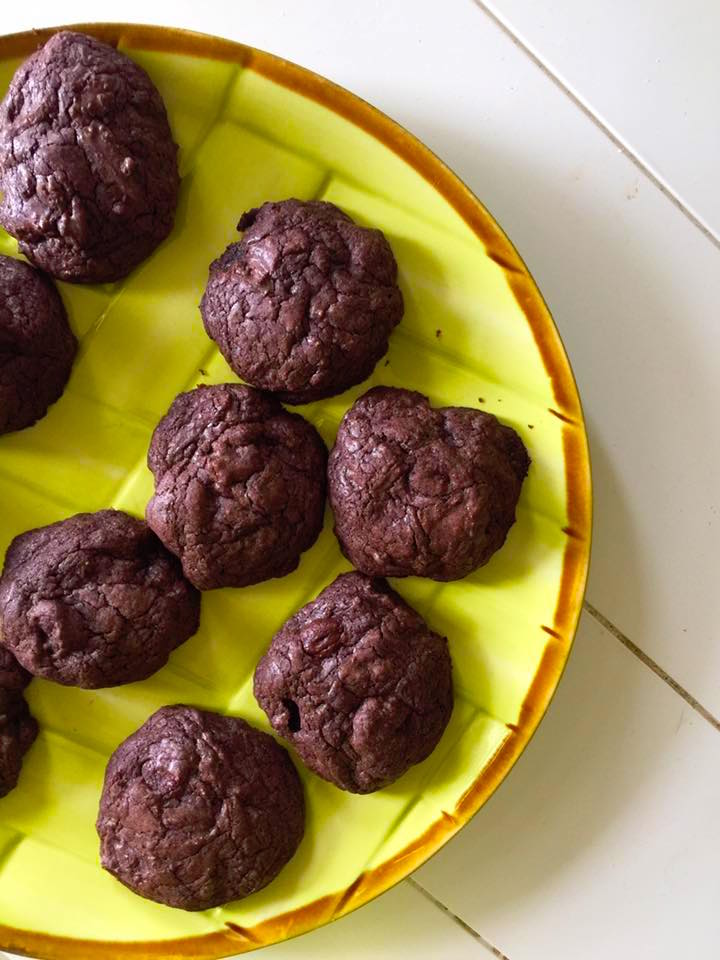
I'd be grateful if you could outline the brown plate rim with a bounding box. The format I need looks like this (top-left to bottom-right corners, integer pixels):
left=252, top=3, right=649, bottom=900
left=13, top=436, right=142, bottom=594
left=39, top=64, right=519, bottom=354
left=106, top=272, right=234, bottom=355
left=0, top=22, right=592, bottom=960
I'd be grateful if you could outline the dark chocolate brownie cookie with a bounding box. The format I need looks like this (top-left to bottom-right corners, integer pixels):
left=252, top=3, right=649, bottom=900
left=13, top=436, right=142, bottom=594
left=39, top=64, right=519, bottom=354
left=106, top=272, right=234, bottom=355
left=97, top=705, right=305, bottom=910
left=0, top=510, right=200, bottom=688
left=200, top=199, right=404, bottom=404
left=146, top=384, right=327, bottom=590
left=328, top=387, right=530, bottom=580
left=254, top=572, right=453, bottom=793
left=0, top=254, right=76, bottom=434
left=0, top=31, right=179, bottom=283
left=0, top=646, right=37, bottom=798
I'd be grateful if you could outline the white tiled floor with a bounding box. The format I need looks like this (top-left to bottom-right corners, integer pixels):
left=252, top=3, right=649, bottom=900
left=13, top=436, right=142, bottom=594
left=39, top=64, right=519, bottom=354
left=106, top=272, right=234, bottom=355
left=2, top=1, right=719, bottom=957
left=477, top=0, right=720, bottom=240
left=417, top=612, right=720, bottom=958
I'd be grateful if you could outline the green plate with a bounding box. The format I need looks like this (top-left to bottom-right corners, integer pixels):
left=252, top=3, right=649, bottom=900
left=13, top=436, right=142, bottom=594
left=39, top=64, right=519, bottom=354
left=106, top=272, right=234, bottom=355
left=0, top=23, right=591, bottom=960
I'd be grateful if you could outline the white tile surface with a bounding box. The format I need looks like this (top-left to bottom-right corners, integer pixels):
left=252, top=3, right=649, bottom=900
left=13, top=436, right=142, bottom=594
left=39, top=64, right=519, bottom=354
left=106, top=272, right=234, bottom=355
left=480, top=0, right=720, bottom=239
left=416, top=611, right=720, bottom=958
left=1, top=1, right=719, bottom=957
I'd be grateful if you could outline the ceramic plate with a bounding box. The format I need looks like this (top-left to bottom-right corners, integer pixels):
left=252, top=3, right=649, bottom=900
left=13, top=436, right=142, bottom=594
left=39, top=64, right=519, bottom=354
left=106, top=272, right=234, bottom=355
left=0, top=23, right=591, bottom=960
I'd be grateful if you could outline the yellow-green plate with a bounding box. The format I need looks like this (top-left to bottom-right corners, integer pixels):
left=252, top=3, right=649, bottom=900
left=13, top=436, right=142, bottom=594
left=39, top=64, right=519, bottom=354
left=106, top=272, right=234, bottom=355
left=0, top=23, right=591, bottom=960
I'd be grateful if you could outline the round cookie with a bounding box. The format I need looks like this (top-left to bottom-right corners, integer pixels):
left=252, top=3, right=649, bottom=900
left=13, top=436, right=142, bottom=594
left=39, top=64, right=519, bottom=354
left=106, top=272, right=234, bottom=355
left=0, top=510, right=200, bottom=689
left=146, top=384, right=328, bottom=590
left=97, top=705, right=305, bottom=910
left=0, top=646, right=38, bottom=798
left=200, top=199, right=404, bottom=404
left=0, top=254, right=76, bottom=434
left=328, top=387, right=530, bottom=580
left=254, top=572, right=453, bottom=793
left=0, top=31, right=179, bottom=283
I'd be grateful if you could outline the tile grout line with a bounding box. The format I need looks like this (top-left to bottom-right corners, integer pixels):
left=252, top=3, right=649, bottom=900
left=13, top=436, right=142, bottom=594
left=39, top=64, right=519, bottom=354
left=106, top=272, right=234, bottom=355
left=468, top=0, right=720, bottom=252
left=584, top=601, right=720, bottom=732
left=405, top=877, right=511, bottom=959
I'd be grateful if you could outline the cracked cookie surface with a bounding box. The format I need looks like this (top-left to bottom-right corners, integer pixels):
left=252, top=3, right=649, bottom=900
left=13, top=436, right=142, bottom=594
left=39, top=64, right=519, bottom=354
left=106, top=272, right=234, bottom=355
left=0, top=31, right=179, bottom=282
left=97, top=705, right=305, bottom=910
left=254, top=572, right=453, bottom=793
left=0, top=509, right=200, bottom=688
left=200, top=199, right=404, bottom=404
left=146, top=383, right=328, bottom=590
left=0, top=646, right=37, bottom=798
left=328, top=387, right=530, bottom=580
left=0, top=254, right=76, bottom=434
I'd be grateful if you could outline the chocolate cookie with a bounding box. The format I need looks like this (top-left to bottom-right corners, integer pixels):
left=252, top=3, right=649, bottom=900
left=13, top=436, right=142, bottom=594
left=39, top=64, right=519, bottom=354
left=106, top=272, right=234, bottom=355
left=0, top=646, right=37, bottom=798
left=0, top=31, right=179, bottom=283
left=0, top=510, right=200, bottom=688
left=146, top=384, right=327, bottom=590
left=328, top=387, right=530, bottom=580
left=200, top=199, right=404, bottom=404
left=0, top=254, right=76, bottom=434
left=254, top=572, right=453, bottom=793
left=97, top=705, right=305, bottom=910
